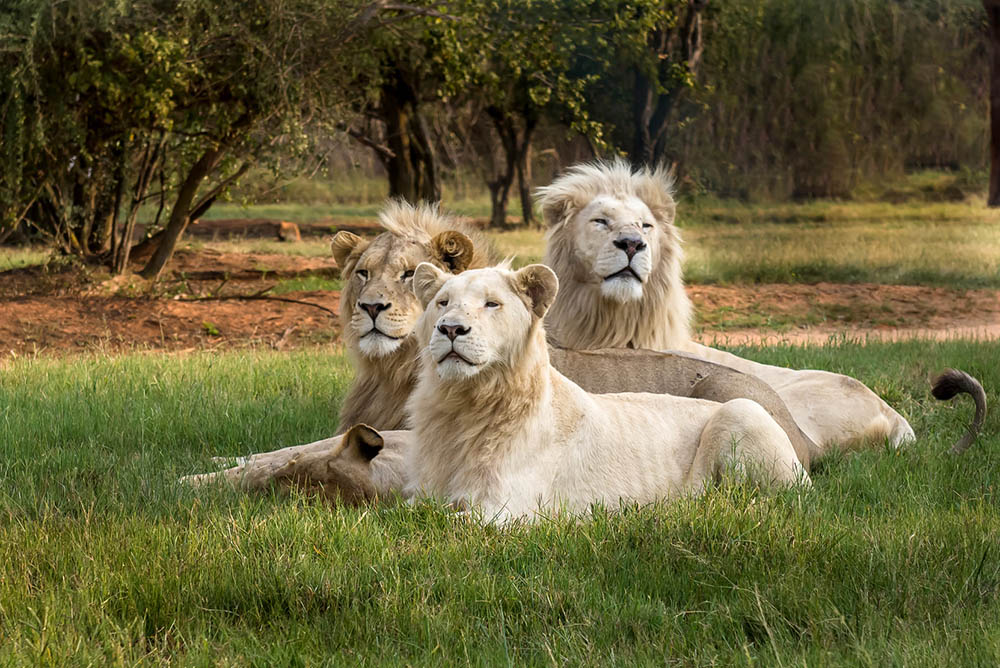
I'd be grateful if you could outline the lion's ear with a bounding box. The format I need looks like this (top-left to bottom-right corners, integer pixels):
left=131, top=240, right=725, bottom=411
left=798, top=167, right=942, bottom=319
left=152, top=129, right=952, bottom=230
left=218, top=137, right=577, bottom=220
left=331, top=231, right=368, bottom=271
left=412, top=262, right=449, bottom=308
left=430, top=230, right=475, bottom=273
left=342, top=424, right=384, bottom=462
left=514, top=264, right=559, bottom=318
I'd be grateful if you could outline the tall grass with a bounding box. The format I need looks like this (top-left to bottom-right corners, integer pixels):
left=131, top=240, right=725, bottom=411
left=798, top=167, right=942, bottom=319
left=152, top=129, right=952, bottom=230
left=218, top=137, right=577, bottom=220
left=1, top=342, right=998, bottom=663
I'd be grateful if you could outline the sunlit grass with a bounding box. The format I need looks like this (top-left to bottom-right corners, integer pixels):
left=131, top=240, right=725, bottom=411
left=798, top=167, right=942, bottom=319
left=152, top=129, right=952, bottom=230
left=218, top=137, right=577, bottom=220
left=270, top=276, right=343, bottom=294
left=1, top=343, right=998, bottom=663
left=482, top=202, right=1000, bottom=288
left=681, top=216, right=1000, bottom=287
left=0, top=246, right=51, bottom=271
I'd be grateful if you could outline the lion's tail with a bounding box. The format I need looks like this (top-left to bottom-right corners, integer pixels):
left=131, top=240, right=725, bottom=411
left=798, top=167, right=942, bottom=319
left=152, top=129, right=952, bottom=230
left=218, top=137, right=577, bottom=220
left=931, top=369, right=987, bottom=454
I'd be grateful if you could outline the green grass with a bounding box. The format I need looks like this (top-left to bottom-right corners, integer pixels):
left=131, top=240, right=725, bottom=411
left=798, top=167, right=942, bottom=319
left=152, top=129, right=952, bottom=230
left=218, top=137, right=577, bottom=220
left=2, top=342, right=999, bottom=663
left=270, top=275, right=343, bottom=294
left=481, top=200, right=1000, bottom=288
left=677, top=198, right=1000, bottom=287
left=0, top=246, right=51, bottom=271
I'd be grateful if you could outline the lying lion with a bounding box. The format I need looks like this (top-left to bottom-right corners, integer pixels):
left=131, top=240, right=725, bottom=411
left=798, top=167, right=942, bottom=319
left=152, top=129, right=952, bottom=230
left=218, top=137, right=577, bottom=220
left=537, top=159, right=986, bottom=455
left=404, top=261, right=808, bottom=523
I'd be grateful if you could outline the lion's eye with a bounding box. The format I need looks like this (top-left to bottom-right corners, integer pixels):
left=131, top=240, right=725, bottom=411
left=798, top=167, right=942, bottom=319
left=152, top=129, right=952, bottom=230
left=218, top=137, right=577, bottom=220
left=593, top=218, right=609, bottom=226
left=485, top=301, right=500, bottom=309
left=355, top=269, right=369, bottom=280
left=401, top=269, right=415, bottom=280
left=641, top=223, right=653, bottom=230
left=437, top=299, right=449, bottom=307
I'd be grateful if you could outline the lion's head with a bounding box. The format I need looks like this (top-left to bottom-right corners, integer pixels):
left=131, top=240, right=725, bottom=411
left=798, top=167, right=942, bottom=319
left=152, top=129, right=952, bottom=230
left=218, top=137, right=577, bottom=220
left=411, top=262, right=558, bottom=382
left=536, top=159, right=692, bottom=351
left=331, top=200, right=493, bottom=429
left=332, top=201, right=482, bottom=360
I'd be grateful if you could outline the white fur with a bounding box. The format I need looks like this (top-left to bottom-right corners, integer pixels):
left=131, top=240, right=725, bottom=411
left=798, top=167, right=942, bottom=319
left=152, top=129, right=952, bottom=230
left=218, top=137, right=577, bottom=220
left=538, top=160, right=915, bottom=454
left=405, top=264, right=808, bottom=524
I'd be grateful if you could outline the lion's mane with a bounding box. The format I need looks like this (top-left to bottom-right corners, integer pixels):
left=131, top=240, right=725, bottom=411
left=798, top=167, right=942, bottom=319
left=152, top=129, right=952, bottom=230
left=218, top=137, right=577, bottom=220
left=537, top=159, right=692, bottom=350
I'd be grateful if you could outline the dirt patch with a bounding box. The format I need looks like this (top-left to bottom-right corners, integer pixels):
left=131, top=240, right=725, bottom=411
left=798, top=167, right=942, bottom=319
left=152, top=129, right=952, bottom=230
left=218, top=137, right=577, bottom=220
left=2, top=249, right=999, bottom=357
left=689, top=282, right=1000, bottom=345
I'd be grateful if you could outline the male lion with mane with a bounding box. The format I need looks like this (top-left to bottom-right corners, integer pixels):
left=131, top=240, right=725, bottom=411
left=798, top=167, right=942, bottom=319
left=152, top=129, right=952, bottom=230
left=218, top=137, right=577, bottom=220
left=405, top=261, right=808, bottom=523
left=537, top=159, right=986, bottom=457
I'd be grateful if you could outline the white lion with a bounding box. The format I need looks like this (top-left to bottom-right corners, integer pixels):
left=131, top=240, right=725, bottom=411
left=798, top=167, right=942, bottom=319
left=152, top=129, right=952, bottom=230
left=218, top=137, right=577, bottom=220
left=404, top=262, right=808, bottom=524
left=537, top=160, right=918, bottom=456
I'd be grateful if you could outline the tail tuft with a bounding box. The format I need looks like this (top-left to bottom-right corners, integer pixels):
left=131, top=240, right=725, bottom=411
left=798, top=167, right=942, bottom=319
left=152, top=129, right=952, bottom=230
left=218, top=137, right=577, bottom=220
left=931, top=369, right=987, bottom=454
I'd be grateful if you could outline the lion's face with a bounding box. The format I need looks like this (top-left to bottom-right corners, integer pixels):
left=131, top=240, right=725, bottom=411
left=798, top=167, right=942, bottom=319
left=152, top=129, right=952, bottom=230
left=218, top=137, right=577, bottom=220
left=412, top=264, right=558, bottom=381
left=332, top=228, right=475, bottom=360
left=564, top=193, right=662, bottom=303
left=338, top=234, right=426, bottom=358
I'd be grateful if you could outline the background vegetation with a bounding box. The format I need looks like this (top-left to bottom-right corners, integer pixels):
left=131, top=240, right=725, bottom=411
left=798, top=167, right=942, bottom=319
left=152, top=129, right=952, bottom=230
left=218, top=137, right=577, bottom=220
left=0, top=0, right=991, bottom=277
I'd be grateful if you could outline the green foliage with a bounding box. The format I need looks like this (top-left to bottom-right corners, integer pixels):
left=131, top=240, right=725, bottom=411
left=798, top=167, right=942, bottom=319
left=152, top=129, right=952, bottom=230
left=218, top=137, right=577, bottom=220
left=0, top=0, right=388, bottom=262
left=672, top=0, right=987, bottom=198
left=1, top=343, right=999, bottom=662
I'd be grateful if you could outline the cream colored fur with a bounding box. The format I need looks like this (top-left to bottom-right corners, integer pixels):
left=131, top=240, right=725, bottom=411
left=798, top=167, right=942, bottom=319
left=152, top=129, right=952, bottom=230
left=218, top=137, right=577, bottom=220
left=538, top=159, right=691, bottom=351
left=538, top=160, right=915, bottom=453
left=405, top=263, right=808, bottom=524
left=180, top=425, right=412, bottom=505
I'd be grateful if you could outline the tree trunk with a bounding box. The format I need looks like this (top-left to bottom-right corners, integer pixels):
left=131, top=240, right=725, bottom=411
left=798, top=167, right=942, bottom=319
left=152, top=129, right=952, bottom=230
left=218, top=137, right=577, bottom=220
left=515, top=123, right=537, bottom=226
left=628, top=0, right=707, bottom=166
left=630, top=64, right=657, bottom=166
left=379, top=78, right=441, bottom=204
left=410, top=108, right=441, bottom=203
left=382, top=81, right=418, bottom=201
left=487, top=109, right=522, bottom=228
left=139, top=146, right=223, bottom=280
left=988, top=1, right=1000, bottom=206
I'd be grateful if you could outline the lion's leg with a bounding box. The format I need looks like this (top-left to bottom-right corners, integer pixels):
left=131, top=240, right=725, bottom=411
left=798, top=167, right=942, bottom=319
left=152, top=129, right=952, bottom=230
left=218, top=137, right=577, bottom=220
left=686, top=398, right=810, bottom=492
left=179, top=434, right=344, bottom=490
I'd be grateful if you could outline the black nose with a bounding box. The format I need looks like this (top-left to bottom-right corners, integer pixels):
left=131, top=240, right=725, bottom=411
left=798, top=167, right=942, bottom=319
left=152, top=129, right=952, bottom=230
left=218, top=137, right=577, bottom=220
left=359, top=301, right=390, bottom=320
left=438, top=323, right=471, bottom=341
left=613, top=236, right=647, bottom=260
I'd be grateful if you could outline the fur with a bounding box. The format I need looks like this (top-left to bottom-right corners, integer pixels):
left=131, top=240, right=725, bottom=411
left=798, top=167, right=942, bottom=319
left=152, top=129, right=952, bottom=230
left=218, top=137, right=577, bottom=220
left=180, top=425, right=412, bottom=505
left=332, top=200, right=492, bottom=429
left=404, top=263, right=808, bottom=523
left=538, top=159, right=691, bottom=350
left=537, top=160, right=924, bottom=453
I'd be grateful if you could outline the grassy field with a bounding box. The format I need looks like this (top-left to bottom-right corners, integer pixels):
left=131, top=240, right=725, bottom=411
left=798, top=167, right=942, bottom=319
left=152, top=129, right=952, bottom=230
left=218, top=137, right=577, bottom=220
left=489, top=199, right=1000, bottom=288
left=1, top=342, right=998, bottom=664
left=6, top=197, right=1000, bottom=289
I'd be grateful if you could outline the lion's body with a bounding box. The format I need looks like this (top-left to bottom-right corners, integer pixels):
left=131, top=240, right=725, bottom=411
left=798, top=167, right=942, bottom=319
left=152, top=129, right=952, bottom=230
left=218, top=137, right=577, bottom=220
left=537, top=160, right=915, bottom=453
left=331, top=201, right=815, bottom=460
left=406, top=263, right=807, bottom=523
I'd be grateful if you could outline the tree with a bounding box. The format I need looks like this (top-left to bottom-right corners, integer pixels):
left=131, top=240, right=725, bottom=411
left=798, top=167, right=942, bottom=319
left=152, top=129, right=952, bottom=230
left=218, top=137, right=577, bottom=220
left=580, top=0, right=709, bottom=168
left=1, top=0, right=422, bottom=278
left=987, top=0, right=1000, bottom=206
left=464, top=0, right=610, bottom=227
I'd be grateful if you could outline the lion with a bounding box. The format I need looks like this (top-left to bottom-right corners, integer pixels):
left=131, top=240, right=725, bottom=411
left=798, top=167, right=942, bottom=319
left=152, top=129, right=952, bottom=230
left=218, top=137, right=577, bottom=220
left=330, top=200, right=492, bottom=429
left=536, top=159, right=986, bottom=456
left=405, top=261, right=809, bottom=523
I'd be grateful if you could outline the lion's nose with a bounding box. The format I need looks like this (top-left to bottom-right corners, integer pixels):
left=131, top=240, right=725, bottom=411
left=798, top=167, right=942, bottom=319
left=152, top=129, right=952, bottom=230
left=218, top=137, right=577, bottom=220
left=438, top=323, right=471, bottom=341
left=613, top=236, right=647, bottom=260
left=359, top=301, right=391, bottom=320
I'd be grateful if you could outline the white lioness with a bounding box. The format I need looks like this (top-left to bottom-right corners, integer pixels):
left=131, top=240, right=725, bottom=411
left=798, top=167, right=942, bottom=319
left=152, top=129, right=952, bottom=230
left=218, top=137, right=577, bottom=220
left=537, top=159, right=917, bottom=456
left=405, top=262, right=808, bottom=523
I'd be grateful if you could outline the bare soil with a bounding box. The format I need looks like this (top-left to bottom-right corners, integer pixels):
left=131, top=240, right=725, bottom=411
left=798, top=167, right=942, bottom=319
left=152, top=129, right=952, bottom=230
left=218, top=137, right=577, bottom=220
left=2, top=248, right=999, bottom=358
